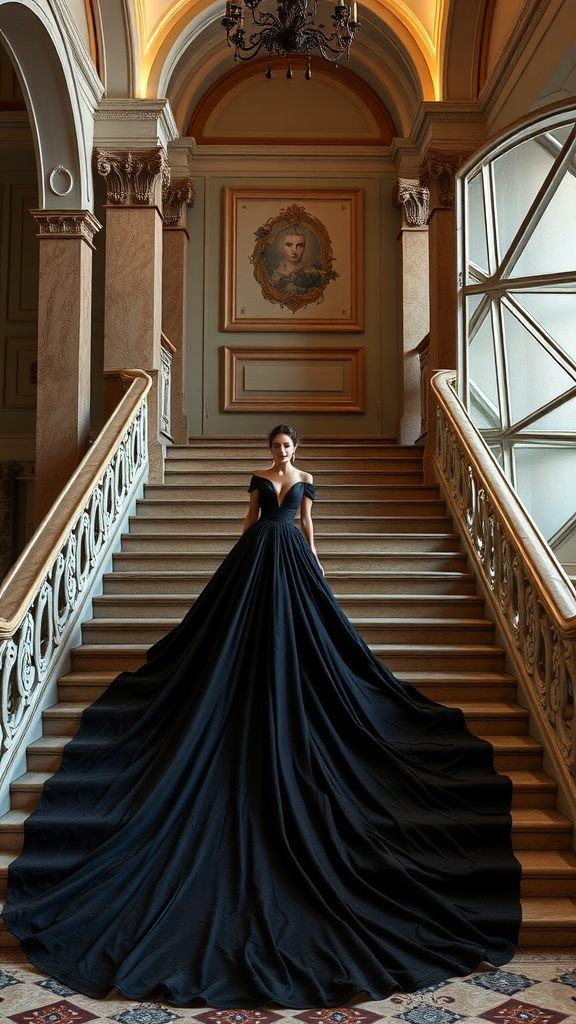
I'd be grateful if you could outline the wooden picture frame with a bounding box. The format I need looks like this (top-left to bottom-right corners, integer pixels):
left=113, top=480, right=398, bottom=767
left=223, top=346, right=365, bottom=412
left=223, top=188, right=363, bottom=332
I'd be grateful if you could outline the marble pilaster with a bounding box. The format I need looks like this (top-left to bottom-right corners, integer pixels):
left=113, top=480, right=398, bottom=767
left=393, top=180, right=430, bottom=444
left=162, top=176, right=195, bottom=444
left=32, top=210, right=101, bottom=524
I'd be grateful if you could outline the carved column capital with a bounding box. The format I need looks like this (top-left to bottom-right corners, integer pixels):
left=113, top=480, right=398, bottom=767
left=393, top=178, right=430, bottom=227
left=163, top=177, right=196, bottom=227
left=94, top=148, right=170, bottom=206
left=419, top=151, right=463, bottom=208
left=31, top=210, right=102, bottom=246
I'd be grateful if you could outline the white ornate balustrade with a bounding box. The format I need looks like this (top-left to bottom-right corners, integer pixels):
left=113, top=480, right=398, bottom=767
left=430, top=370, right=575, bottom=804
left=0, top=370, right=151, bottom=805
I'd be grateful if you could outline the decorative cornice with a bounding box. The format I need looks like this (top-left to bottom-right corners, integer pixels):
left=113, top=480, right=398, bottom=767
left=393, top=178, right=429, bottom=226
left=31, top=209, right=102, bottom=244
left=94, top=100, right=179, bottom=151
left=419, top=150, right=464, bottom=208
left=94, top=148, right=170, bottom=206
left=162, top=177, right=196, bottom=226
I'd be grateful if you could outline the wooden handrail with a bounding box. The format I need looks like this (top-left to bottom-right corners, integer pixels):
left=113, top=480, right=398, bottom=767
left=0, top=370, right=151, bottom=638
left=430, top=369, right=575, bottom=804
left=431, top=371, right=576, bottom=637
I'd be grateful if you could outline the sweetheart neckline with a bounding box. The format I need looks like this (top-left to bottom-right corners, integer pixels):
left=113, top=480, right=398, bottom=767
left=254, top=476, right=304, bottom=509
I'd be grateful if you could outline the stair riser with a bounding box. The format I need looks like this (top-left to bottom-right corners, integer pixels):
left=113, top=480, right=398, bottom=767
left=2, top=821, right=566, bottom=855
left=416, top=685, right=519, bottom=701
left=102, top=573, right=477, bottom=596
left=167, top=448, right=424, bottom=461
left=136, top=501, right=448, bottom=518
left=512, top=832, right=573, bottom=850
left=518, top=929, right=576, bottom=946
left=521, top=878, right=576, bottom=896
left=81, top=622, right=496, bottom=646
left=130, top=517, right=454, bottom=536
left=166, top=458, right=423, bottom=472
left=492, top=753, right=542, bottom=771
left=120, top=536, right=461, bottom=555
left=58, top=683, right=110, bottom=701
left=165, top=472, right=425, bottom=486
left=512, top=793, right=557, bottom=809
left=461, top=718, right=528, bottom=736
left=112, top=554, right=470, bottom=573
left=92, top=597, right=486, bottom=620
left=378, top=652, right=505, bottom=671
left=145, top=486, right=441, bottom=501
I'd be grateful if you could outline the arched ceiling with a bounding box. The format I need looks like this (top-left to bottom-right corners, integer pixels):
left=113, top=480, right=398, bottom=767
left=132, top=0, right=446, bottom=102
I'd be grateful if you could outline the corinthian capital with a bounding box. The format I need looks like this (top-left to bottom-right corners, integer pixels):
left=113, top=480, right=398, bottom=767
left=94, top=148, right=170, bottom=206
left=163, top=177, right=196, bottom=227
left=419, top=151, right=463, bottom=208
left=393, top=179, right=430, bottom=226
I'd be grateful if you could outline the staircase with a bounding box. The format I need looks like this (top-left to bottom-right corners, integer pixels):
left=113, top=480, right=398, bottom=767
left=1, top=437, right=575, bottom=949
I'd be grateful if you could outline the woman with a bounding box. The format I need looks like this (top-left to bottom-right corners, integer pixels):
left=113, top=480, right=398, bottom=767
left=3, top=426, right=521, bottom=1009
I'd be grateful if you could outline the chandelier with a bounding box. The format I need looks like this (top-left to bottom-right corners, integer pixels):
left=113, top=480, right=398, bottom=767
left=222, top=0, right=361, bottom=77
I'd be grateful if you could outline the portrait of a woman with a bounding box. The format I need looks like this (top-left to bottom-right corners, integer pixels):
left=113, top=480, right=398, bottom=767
left=267, top=225, right=324, bottom=295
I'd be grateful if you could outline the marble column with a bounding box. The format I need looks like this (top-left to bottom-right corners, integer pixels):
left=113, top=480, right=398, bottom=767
left=95, top=148, right=169, bottom=482
left=162, top=177, right=195, bottom=444
left=393, top=179, right=430, bottom=445
left=31, top=210, right=101, bottom=524
left=419, top=151, right=463, bottom=373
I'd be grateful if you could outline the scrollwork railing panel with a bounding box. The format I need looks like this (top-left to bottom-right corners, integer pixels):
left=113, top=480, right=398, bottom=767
left=0, top=372, right=151, bottom=793
left=432, top=371, right=576, bottom=798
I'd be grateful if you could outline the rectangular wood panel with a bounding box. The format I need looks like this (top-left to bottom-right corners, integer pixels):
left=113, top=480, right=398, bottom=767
left=223, top=346, right=364, bottom=412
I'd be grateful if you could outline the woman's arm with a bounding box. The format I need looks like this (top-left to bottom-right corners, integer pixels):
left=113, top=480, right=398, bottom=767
left=300, top=495, right=323, bottom=574
left=242, top=488, right=260, bottom=533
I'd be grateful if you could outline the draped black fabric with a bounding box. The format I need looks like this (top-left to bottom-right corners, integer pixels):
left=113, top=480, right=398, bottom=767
left=3, top=477, right=521, bottom=1008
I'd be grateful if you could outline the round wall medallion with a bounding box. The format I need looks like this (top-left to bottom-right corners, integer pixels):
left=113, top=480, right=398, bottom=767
left=49, top=166, right=74, bottom=197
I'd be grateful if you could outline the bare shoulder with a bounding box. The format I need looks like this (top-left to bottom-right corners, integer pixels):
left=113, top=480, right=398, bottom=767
left=252, top=470, right=272, bottom=479
left=298, top=470, right=313, bottom=483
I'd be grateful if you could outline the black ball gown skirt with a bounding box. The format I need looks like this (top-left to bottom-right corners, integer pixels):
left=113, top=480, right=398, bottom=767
left=3, top=477, right=521, bottom=1008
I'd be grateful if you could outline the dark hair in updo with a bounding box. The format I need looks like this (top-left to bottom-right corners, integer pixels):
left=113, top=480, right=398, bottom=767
left=267, top=424, right=299, bottom=448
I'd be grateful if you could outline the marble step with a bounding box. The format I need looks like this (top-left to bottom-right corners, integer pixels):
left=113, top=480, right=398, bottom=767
left=102, top=570, right=478, bottom=596
left=135, top=498, right=448, bottom=518
left=57, top=669, right=519, bottom=704
left=129, top=515, right=454, bottom=535
left=0, top=804, right=564, bottom=855
left=518, top=897, right=576, bottom=945
left=34, top=700, right=528, bottom=744
left=69, top=641, right=507, bottom=674
left=164, top=470, right=424, bottom=486
left=1, top=896, right=574, bottom=948
left=165, top=458, right=423, bottom=473
left=3, top=764, right=558, bottom=818
left=2, top=850, right=571, bottom=906
left=111, top=551, right=470, bottom=573
left=119, top=532, right=462, bottom=555
left=92, top=593, right=487, bottom=621
left=170, top=443, right=423, bottom=459
left=145, top=484, right=442, bottom=501
left=80, top=616, right=497, bottom=647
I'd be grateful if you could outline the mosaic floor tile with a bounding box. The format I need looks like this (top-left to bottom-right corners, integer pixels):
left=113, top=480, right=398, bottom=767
left=195, top=1011, right=282, bottom=1024
left=8, top=997, right=99, bottom=1024
left=479, top=997, right=570, bottom=1024
left=464, top=972, right=539, bottom=997
left=553, top=972, right=576, bottom=991
left=391, top=1007, right=460, bottom=1024
left=35, top=978, right=78, bottom=997
left=110, top=1007, right=181, bottom=1024
left=0, top=968, right=24, bottom=989
left=294, top=1008, right=383, bottom=1024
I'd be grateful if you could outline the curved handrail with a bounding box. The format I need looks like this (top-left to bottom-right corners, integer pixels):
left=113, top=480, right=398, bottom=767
left=0, top=370, right=151, bottom=793
left=430, top=370, right=575, bottom=798
left=432, top=371, right=576, bottom=636
left=0, top=371, right=151, bottom=636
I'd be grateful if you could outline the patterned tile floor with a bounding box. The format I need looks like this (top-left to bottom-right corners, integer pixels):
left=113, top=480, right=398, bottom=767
left=1, top=951, right=576, bottom=1024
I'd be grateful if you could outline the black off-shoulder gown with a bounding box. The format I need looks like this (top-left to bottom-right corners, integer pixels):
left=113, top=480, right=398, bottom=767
left=3, top=476, right=521, bottom=1007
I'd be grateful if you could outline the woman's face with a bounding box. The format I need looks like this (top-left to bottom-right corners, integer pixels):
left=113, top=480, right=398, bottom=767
left=282, top=234, right=306, bottom=264
left=270, top=433, right=296, bottom=465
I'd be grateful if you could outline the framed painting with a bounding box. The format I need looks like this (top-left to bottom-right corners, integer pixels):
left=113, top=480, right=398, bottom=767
left=223, top=187, right=363, bottom=331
